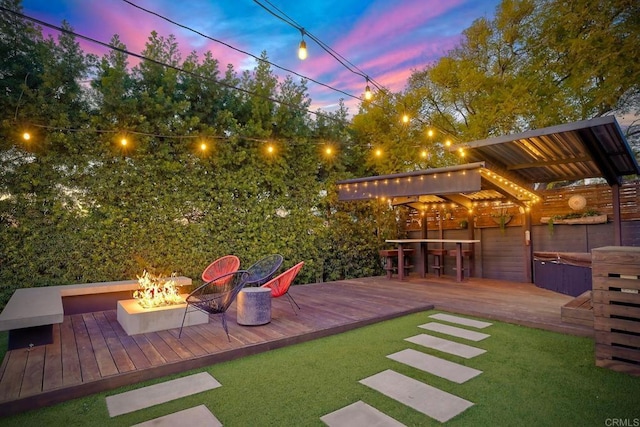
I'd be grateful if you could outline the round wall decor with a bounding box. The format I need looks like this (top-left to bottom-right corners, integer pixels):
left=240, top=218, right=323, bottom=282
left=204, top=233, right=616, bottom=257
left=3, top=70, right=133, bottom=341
left=568, top=195, right=587, bottom=211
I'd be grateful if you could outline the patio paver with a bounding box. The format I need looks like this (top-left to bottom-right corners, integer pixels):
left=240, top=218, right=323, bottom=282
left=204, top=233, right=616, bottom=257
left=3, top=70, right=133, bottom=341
left=387, top=348, right=482, bottom=383
left=132, top=404, right=222, bottom=427
left=419, top=322, right=490, bottom=341
left=429, top=313, right=493, bottom=329
left=359, top=369, right=474, bottom=423
left=405, top=334, right=486, bottom=358
left=106, top=372, right=221, bottom=417
left=320, top=400, right=406, bottom=427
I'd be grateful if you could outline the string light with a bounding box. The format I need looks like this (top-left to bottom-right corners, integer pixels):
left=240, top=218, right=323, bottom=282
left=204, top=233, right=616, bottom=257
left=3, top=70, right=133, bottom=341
left=401, top=114, right=409, bottom=124
left=364, top=78, right=372, bottom=100
left=298, top=30, right=307, bottom=60
left=120, top=137, right=128, bottom=147
left=22, top=132, right=31, bottom=141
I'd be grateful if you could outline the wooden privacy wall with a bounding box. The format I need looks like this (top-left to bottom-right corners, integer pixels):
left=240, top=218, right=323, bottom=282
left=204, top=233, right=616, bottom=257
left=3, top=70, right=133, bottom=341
left=592, top=246, right=640, bottom=376
left=405, top=180, right=640, bottom=232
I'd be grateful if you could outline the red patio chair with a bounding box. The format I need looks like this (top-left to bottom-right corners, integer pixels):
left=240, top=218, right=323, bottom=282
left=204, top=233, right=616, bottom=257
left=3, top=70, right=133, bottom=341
left=261, top=261, right=304, bottom=314
left=202, top=255, right=241, bottom=283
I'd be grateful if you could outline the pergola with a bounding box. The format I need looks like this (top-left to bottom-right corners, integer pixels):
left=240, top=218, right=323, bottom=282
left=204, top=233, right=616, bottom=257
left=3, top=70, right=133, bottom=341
left=338, top=116, right=640, bottom=245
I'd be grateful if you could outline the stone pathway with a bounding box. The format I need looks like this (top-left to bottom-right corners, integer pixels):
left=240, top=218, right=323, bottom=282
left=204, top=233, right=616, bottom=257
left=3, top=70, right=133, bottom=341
left=360, top=370, right=475, bottom=423
left=106, top=372, right=221, bottom=417
left=105, top=312, right=493, bottom=426
left=132, top=405, right=222, bottom=427
left=387, top=348, right=482, bottom=383
left=429, top=312, right=492, bottom=329
left=419, top=322, right=491, bottom=341
left=320, top=401, right=407, bottom=427
left=321, top=313, right=493, bottom=425
left=405, top=333, right=486, bottom=358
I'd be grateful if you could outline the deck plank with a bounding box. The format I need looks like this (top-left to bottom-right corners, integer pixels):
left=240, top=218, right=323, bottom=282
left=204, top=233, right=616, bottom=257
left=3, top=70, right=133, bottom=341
left=19, top=346, right=45, bottom=398
left=59, top=315, right=81, bottom=386
left=82, top=313, right=118, bottom=377
left=103, top=310, right=152, bottom=370
left=0, top=275, right=592, bottom=417
left=42, top=324, right=63, bottom=391
left=70, top=314, right=101, bottom=382
left=93, top=312, right=136, bottom=374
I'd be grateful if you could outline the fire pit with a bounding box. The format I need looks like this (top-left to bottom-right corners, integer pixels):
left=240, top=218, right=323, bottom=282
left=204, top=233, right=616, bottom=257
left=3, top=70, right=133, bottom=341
left=117, top=271, right=208, bottom=335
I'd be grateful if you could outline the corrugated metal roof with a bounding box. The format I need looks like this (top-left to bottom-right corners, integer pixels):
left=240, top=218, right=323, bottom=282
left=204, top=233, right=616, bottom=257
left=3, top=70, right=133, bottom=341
left=336, top=117, right=638, bottom=210
left=337, top=162, right=540, bottom=208
left=455, top=116, right=640, bottom=186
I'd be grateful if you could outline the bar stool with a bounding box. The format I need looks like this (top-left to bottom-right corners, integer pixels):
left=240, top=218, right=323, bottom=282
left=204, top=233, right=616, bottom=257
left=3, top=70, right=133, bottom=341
left=427, top=249, right=448, bottom=277
left=447, top=249, right=472, bottom=279
left=379, top=249, right=414, bottom=279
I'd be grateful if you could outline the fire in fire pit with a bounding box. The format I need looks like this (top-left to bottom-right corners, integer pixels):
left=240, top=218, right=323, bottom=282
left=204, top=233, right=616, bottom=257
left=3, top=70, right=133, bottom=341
left=133, top=270, right=183, bottom=308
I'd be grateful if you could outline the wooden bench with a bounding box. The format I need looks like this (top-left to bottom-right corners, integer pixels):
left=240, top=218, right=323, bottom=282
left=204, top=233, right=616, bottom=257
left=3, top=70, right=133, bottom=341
left=0, top=277, right=192, bottom=349
left=379, top=249, right=414, bottom=279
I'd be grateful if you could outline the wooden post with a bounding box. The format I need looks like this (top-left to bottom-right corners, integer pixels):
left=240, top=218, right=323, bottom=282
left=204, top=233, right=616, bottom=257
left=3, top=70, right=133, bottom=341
left=523, top=208, right=532, bottom=283
left=612, top=183, right=622, bottom=245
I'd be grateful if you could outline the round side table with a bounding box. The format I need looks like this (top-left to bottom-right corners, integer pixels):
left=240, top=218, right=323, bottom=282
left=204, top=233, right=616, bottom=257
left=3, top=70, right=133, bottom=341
left=236, top=287, right=271, bottom=326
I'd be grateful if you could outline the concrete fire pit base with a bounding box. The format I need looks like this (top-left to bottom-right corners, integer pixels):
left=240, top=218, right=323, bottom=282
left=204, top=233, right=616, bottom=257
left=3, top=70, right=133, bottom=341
left=117, top=297, right=208, bottom=335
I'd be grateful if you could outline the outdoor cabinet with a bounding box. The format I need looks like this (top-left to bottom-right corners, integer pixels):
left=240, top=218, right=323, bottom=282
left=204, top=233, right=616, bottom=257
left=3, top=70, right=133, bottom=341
left=533, top=252, right=592, bottom=297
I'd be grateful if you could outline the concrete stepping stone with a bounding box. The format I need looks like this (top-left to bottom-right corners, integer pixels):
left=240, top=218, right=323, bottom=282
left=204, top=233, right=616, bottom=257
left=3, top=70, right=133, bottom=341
left=405, top=334, right=485, bottom=359
left=419, top=322, right=490, bottom=341
left=106, top=372, right=222, bottom=417
left=320, top=400, right=406, bottom=427
left=387, top=348, right=482, bottom=384
left=132, top=405, right=222, bottom=427
left=429, top=313, right=492, bottom=329
left=360, top=369, right=473, bottom=423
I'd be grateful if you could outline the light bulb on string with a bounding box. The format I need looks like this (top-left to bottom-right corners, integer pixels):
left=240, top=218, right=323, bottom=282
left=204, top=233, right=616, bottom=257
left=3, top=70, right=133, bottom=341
left=401, top=113, right=409, bottom=124
left=364, top=78, right=372, bottom=100
left=298, top=29, right=307, bottom=60
left=324, top=146, right=334, bottom=156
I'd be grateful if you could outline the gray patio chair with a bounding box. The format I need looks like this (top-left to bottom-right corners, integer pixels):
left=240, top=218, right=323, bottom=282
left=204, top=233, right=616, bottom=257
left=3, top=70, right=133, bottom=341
left=179, top=270, right=249, bottom=341
left=244, top=254, right=284, bottom=287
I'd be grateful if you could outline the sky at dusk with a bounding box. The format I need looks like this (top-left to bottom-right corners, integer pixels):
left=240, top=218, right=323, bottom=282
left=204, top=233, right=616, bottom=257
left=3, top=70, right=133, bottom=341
left=20, top=0, right=502, bottom=114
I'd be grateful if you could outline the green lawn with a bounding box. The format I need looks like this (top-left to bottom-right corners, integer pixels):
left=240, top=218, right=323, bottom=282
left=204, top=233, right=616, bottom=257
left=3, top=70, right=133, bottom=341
left=1, top=311, right=638, bottom=426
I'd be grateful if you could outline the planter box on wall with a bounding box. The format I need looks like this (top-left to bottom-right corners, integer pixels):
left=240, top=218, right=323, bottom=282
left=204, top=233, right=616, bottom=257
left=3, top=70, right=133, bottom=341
left=540, top=214, right=607, bottom=225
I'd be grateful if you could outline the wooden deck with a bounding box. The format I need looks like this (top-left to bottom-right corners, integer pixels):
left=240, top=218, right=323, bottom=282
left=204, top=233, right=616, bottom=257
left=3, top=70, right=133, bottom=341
left=0, top=275, right=592, bottom=417
left=561, top=291, right=594, bottom=327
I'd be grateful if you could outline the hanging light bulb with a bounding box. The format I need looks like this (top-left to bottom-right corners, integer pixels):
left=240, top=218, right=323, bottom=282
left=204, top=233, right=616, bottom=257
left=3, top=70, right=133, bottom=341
left=402, top=114, right=409, bottom=124
left=22, top=132, right=31, bottom=141
left=298, top=30, right=307, bottom=60
left=364, top=78, right=372, bottom=100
